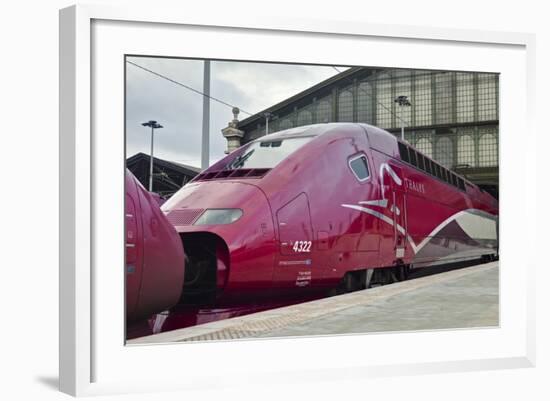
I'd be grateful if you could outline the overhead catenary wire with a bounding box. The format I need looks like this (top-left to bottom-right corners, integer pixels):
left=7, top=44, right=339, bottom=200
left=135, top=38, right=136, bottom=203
left=126, top=59, right=254, bottom=116
left=129, top=61, right=465, bottom=172
left=127, top=60, right=412, bottom=127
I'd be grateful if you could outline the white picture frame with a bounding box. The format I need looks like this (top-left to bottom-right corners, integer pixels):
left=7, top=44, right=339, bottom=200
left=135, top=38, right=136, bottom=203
left=59, top=4, right=536, bottom=397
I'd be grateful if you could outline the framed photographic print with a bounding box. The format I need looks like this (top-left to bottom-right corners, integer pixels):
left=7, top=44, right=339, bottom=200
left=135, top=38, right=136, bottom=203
left=59, top=3, right=535, bottom=396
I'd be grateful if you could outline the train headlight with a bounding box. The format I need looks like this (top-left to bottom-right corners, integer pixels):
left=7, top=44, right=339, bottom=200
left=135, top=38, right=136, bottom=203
left=193, top=209, right=243, bottom=226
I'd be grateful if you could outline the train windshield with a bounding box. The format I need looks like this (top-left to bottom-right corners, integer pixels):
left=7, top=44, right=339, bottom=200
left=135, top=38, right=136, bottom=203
left=225, top=136, right=313, bottom=170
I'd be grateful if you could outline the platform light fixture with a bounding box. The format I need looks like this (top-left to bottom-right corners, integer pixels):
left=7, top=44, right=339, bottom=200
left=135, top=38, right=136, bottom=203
left=394, top=95, right=411, bottom=141
left=142, top=120, right=163, bottom=192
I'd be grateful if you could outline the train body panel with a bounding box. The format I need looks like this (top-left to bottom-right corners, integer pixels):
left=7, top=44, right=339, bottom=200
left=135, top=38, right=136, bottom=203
left=161, top=123, right=498, bottom=306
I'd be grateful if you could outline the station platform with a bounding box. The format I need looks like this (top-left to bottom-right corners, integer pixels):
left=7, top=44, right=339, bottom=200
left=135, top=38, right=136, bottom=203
left=128, top=261, right=499, bottom=345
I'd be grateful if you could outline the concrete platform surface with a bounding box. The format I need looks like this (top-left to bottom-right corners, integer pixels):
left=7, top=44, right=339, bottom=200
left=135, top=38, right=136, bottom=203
left=128, top=261, right=499, bottom=345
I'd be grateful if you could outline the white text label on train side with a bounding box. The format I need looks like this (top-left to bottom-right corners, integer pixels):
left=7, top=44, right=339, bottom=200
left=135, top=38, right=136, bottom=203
left=292, top=241, right=312, bottom=253
left=404, top=178, right=426, bottom=194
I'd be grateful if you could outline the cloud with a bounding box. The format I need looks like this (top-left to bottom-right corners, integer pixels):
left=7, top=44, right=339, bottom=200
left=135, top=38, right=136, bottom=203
left=126, top=56, right=342, bottom=168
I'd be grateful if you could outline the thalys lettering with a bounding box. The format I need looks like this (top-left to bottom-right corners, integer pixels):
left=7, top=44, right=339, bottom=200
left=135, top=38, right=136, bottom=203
left=404, top=177, right=426, bottom=194
left=126, top=123, right=498, bottom=323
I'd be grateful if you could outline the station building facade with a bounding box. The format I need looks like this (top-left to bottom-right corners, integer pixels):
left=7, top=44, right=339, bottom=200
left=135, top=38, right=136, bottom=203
left=234, top=67, right=499, bottom=196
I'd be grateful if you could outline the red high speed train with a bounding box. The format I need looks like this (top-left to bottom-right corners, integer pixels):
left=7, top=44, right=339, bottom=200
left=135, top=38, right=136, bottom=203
left=160, top=123, right=498, bottom=306
left=125, top=170, right=185, bottom=322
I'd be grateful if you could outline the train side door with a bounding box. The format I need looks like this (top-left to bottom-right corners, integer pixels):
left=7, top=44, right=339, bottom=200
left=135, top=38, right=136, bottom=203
left=390, top=166, right=407, bottom=260
left=274, top=193, right=317, bottom=289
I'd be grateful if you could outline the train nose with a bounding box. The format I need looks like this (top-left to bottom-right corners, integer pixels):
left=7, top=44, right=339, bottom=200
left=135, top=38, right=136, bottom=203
left=125, top=170, right=186, bottom=323
left=161, top=181, right=268, bottom=228
left=161, top=180, right=276, bottom=304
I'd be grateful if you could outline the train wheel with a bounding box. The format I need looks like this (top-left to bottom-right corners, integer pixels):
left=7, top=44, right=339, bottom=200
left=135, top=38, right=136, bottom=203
left=331, top=266, right=404, bottom=296
left=343, top=272, right=361, bottom=292
left=372, top=265, right=407, bottom=286
left=397, top=264, right=409, bottom=281
left=389, top=268, right=399, bottom=284
left=329, top=272, right=363, bottom=296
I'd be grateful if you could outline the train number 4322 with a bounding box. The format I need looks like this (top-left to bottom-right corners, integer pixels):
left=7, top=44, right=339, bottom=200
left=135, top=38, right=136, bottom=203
left=292, top=240, right=312, bottom=253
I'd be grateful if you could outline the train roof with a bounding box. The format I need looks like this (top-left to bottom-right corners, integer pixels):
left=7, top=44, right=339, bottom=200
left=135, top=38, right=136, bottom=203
left=219, top=123, right=495, bottom=204
left=253, top=123, right=361, bottom=141
left=256, top=122, right=398, bottom=144
left=257, top=123, right=491, bottom=199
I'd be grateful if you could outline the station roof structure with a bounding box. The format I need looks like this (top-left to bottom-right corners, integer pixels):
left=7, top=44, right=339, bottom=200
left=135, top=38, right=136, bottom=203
left=235, top=66, right=499, bottom=197
left=126, top=152, right=200, bottom=198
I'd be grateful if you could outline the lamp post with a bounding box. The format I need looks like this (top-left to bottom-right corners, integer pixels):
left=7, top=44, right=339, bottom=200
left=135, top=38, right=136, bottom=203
left=141, top=120, right=163, bottom=192
left=263, top=112, right=272, bottom=135
left=394, top=95, right=411, bottom=141
left=262, top=113, right=278, bottom=135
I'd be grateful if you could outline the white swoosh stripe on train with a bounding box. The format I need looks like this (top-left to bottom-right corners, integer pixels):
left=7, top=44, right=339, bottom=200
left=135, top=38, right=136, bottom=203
left=341, top=204, right=496, bottom=255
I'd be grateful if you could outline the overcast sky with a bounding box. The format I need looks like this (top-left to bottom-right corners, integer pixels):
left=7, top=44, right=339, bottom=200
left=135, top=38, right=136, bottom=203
left=125, top=57, right=345, bottom=168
